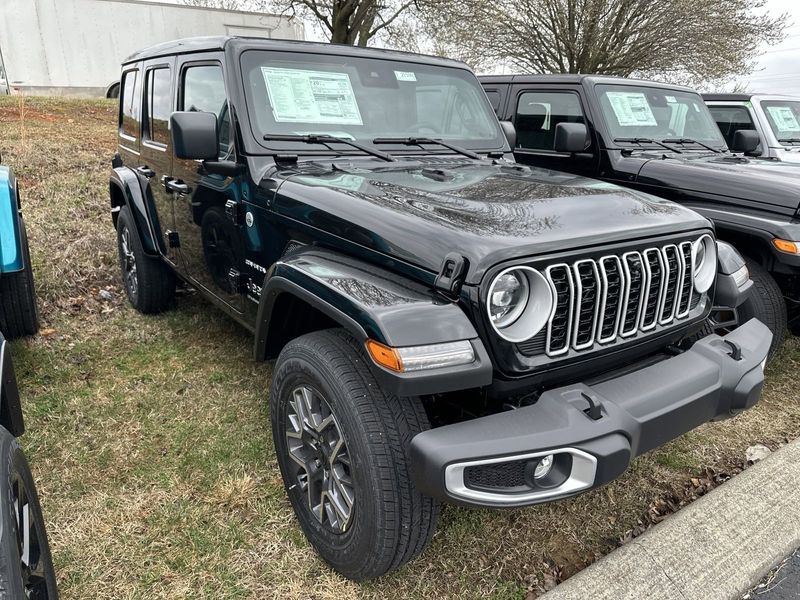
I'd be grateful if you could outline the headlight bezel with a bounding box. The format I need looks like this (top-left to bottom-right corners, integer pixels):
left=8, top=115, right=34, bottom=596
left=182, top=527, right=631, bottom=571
left=486, top=266, right=554, bottom=343
left=692, top=234, right=717, bottom=294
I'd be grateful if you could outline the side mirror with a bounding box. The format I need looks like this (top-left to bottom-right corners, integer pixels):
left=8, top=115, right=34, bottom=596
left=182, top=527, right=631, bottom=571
left=554, top=122, right=588, bottom=153
left=499, top=121, right=517, bottom=148
left=171, top=111, right=218, bottom=160
left=731, top=129, right=760, bottom=154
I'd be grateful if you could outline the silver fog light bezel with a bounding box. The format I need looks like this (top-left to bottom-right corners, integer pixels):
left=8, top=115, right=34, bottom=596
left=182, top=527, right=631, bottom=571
left=486, top=266, right=554, bottom=343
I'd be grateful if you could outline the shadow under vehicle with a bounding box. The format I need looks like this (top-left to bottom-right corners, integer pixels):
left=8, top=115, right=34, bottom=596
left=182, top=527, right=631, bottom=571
left=109, top=38, right=771, bottom=580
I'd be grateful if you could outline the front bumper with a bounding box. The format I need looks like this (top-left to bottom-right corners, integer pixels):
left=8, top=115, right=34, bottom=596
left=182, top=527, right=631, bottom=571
left=410, top=318, right=771, bottom=508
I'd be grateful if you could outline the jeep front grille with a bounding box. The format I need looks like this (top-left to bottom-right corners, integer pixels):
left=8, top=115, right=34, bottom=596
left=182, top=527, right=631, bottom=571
left=543, top=241, right=697, bottom=357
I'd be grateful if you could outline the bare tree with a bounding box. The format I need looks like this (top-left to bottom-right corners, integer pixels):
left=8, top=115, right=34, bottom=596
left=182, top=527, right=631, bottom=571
left=418, top=0, right=787, bottom=86
left=182, top=0, right=417, bottom=46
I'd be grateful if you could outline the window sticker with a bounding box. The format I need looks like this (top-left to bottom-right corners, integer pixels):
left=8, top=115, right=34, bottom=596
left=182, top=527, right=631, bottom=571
left=606, top=91, right=657, bottom=126
left=665, top=95, right=677, bottom=103
left=394, top=70, right=417, bottom=82
left=261, top=67, right=363, bottom=125
left=766, top=106, right=800, bottom=132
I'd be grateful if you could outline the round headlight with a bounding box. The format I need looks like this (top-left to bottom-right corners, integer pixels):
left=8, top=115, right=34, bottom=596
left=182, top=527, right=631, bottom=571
left=487, top=266, right=554, bottom=343
left=693, top=234, right=716, bottom=293
left=489, top=270, right=530, bottom=328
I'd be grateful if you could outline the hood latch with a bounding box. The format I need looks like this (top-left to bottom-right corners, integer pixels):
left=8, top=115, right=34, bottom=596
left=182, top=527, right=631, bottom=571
left=435, top=253, right=468, bottom=299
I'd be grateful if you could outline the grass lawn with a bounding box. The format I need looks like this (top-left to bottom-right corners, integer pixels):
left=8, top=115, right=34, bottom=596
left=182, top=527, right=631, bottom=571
left=1, top=95, right=799, bottom=599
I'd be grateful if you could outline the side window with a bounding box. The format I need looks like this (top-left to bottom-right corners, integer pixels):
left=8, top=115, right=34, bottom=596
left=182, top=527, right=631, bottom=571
left=182, top=64, right=229, bottom=158
left=484, top=90, right=502, bottom=116
left=119, top=69, right=140, bottom=139
left=145, top=67, right=172, bottom=146
left=515, top=91, right=586, bottom=151
left=708, top=106, right=756, bottom=148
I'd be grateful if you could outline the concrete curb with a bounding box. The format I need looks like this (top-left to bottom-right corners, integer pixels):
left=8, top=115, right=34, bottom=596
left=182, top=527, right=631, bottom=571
left=541, top=438, right=800, bottom=600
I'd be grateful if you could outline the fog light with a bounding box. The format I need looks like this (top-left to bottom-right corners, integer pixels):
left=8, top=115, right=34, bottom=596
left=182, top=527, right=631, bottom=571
left=533, top=454, right=554, bottom=479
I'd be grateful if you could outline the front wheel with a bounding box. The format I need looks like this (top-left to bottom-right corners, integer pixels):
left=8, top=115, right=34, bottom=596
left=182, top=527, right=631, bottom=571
left=0, top=427, right=58, bottom=599
left=271, top=329, right=438, bottom=580
left=738, top=257, right=786, bottom=361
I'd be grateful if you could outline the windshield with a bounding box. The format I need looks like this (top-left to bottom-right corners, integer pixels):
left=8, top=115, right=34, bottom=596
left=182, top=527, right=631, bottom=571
left=761, top=100, right=800, bottom=142
left=596, top=84, right=726, bottom=149
left=240, top=50, right=505, bottom=154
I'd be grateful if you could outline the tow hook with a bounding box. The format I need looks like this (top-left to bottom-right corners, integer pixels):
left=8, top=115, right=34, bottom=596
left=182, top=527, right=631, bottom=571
left=723, top=339, right=743, bottom=361
left=581, top=391, right=603, bottom=421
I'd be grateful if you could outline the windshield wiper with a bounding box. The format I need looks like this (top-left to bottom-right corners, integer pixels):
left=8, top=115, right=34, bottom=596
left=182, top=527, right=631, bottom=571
left=613, top=137, right=682, bottom=153
left=661, top=138, right=721, bottom=153
left=372, top=137, right=481, bottom=160
left=263, top=133, right=394, bottom=162
left=778, top=138, right=800, bottom=145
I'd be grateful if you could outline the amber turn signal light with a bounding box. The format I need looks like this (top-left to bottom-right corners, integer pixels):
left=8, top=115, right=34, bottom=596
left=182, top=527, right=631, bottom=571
left=773, top=239, right=799, bottom=254
left=365, top=340, right=403, bottom=372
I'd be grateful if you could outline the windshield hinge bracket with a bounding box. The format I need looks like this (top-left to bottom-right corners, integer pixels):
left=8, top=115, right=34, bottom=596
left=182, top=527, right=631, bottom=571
left=434, top=253, right=468, bottom=298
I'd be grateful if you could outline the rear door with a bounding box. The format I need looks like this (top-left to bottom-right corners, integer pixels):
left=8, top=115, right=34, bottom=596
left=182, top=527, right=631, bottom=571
left=140, top=57, right=178, bottom=264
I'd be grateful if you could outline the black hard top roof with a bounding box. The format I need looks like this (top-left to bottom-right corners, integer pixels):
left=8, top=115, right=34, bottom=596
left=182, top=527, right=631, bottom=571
left=478, top=73, right=697, bottom=93
left=123, top=36, right=469, bottom=69
left=702, top=93, right=754, bottom=102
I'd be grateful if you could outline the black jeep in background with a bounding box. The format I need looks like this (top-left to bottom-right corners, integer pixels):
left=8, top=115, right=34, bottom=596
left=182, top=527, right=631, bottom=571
left=481, top=74, right=800, bottom=354
left=110, top=38, right=770, bottom=580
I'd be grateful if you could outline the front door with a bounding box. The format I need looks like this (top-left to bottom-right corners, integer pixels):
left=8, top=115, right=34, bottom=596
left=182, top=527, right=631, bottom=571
left=169, top=56, right=243, bottom=313
left=511, top=88, right=598, bottom=178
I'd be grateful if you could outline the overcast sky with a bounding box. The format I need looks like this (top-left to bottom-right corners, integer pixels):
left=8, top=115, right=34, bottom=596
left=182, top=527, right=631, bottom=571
left=736, top=0, right=800, bottom=94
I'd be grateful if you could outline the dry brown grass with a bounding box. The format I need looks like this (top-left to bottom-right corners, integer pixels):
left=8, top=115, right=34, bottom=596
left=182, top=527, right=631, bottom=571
left=1, top=95, right=798, bottom=599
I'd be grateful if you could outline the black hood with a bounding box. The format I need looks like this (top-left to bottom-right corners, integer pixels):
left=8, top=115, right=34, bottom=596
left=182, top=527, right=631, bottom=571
left=269, top=159, right=710, bottom=284
left=635, top=152, right=800, bottom=214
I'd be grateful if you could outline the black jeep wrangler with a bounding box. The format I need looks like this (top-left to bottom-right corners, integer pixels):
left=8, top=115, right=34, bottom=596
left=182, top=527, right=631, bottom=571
left=481, top=74, right=800, bottom=354
left=110, top=38, right=770, bottom=580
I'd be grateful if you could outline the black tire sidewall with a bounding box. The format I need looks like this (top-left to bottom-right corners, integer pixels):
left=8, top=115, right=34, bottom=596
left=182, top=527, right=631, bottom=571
left=739, top=257, right=786, bottom=358
left=271, top=351, right=385, bottom=574
left=0, top=428, right=57, bottom=598
left=116, top=206, right=141, bottom=307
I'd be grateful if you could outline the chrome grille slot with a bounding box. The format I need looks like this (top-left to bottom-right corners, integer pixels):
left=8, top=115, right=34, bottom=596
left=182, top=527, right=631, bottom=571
left=659, top=245, right=682, bottom=324
left=572, top=260, right=600, bottom=350
left=620, top=252, right=645, bottom=337
left=677, top=242, right=694, bottom=317
left=597, top=256, right=623, bottom=343
left=545, top=264, right=574, bottom=356
left=538, top=239, right=704, bottom=357
left=641, top=249, right=665, bottom=331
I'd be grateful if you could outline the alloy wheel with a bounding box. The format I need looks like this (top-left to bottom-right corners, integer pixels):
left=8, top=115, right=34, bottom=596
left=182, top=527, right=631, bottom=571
left=12, top=474, right=50, bottom=599
left=285, top=385, right=355, bottom=533
left=120, top=225, right=138, bottom=298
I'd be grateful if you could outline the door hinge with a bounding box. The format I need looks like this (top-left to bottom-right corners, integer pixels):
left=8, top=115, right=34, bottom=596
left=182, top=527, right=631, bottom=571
left=434, top=252, right=468, bottom=298
left=224, top=199, right=244, bottom=225
left=227, top=268, right=249, bottom=294
left=165, top=230, right=180, bottom=248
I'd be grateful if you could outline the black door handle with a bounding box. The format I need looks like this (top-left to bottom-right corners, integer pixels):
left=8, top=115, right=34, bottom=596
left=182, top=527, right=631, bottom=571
left=165, top=179, right=191, bottom=195
left=136, top=166, right=156, bottom=178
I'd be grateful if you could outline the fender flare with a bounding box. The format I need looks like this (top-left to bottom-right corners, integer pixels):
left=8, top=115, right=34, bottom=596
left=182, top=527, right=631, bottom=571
left=0, top=166, right=24, bottom=275
left=0, top=335, right=24, bottom=437
left=683, top=204, right=800, bottom=269
left=254, top=248, right=493, bottom=395
left=109, top=166, right=162, bottom=256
